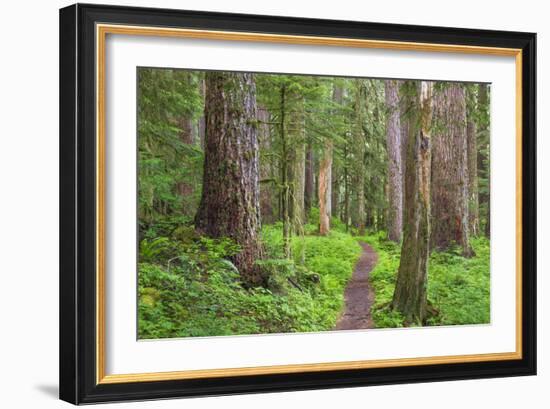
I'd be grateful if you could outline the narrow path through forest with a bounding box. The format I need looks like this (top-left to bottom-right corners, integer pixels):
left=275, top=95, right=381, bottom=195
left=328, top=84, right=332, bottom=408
left=334, top=242, right=378, bottom=330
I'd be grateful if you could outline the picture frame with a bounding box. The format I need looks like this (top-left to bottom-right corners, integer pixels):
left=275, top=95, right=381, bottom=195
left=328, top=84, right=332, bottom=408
left=59, top=3, right=536, bottom=404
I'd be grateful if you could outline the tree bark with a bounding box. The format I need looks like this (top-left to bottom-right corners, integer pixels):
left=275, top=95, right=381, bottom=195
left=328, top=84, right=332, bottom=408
left=391, top=81, right=433, bottom=324
left=195, top=72, right=264, bottom=286
left=431, top=84, right=473, bottom=256
left=385, top=80, right=403, bottom=242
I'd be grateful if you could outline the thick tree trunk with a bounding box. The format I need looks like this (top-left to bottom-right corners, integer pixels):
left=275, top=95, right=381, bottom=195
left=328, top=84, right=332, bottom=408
left=431, top=84, right=473, bottom=257
left=392, top=81, right=433, bottom=324
left=195, top=72, right=264, bottom=286
left=466, top=88, right=480, bottom=236
left=385, top=80, right=403, bottom=242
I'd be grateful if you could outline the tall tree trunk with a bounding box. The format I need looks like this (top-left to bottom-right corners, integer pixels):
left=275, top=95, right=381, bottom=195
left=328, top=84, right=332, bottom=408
left=392, top=81, right=433, bottom=324
left=385, top=80, right=403, bottom=242
left=353, top=80, right=366, bottom=235
left=431, top=84, right=473, bottom=257
left=304, top=144, right=314, bottom=219
left=466, top=87, right=480, bottom=236
left=195, top=72, right=264, bottom=286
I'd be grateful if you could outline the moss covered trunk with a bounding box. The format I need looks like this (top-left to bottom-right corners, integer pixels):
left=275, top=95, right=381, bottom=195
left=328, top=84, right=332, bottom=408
left=392, top=81, right=432, bottom=324
left=195, top=72, right=264, bottom=286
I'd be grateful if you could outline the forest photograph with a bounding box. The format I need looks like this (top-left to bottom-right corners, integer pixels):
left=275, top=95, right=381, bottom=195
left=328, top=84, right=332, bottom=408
left=137, top=67, right=491, bottom=340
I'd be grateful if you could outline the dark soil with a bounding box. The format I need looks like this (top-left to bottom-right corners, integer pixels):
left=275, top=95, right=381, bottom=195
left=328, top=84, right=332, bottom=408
left=334, top=242, right=378, bottom=330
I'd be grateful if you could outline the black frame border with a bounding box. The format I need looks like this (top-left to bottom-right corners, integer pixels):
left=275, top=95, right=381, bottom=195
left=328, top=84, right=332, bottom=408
left=59, top=3, right=536, bottom=404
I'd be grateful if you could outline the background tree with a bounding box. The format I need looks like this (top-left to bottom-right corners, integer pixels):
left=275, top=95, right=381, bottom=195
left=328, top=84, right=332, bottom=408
left=195, top=72, right=264, bottom=286
left=175, top=71, right=200, bottom=201
left=304, top=144, right=315, bottom=219
left=257, top=75, right=325, bottom=255
left=466, top=85, right=480, bottom=236
left=352, top=79, right=366, bottom=235
left=137, top=68, right=202, bottom=228
left=385, top=80, right=403, bottom=241
left=477, top=83, right=491, bottom=237
left=289, top=94, right=307, bottom=233
left=318, top=84, right=342, bottom=235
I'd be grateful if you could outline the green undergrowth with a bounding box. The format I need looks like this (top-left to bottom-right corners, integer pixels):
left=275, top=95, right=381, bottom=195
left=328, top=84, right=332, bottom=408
left=361, top=233, right=491, bottom=328
left=138, top=221, right=361, bottom=339
left=138, top=218, right=490, bottom=339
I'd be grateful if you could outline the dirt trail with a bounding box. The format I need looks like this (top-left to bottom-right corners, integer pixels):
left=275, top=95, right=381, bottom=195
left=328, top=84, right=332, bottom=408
left=334, top=242, right=378, bottom=330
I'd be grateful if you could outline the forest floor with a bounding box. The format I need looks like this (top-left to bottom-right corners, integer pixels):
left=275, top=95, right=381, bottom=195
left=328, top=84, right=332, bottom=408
left=334, top=242, right=378, bottom=330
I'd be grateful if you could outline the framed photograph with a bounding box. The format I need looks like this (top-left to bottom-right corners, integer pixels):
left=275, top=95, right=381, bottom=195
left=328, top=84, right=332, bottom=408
left=59, top=3, right=536, bottom=404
